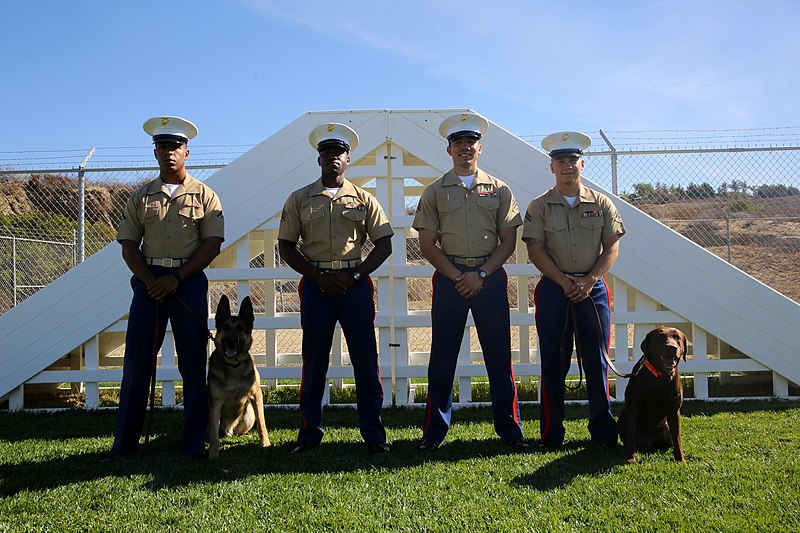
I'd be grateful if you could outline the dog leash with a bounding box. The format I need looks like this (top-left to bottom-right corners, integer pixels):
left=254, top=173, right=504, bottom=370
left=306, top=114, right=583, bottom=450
left=560, top=295, right=634, bottom=392
left=143, top=292, right=215, bottom=448
left=144, top=303, right=161, bottom=447
left=586, top=296, right=634, bottom=380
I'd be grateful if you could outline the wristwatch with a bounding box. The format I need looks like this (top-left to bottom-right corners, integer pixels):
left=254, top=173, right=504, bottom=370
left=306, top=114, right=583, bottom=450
left=352, top=271, right=362, bottom=281
left=478, top=269, right=488, bottom=279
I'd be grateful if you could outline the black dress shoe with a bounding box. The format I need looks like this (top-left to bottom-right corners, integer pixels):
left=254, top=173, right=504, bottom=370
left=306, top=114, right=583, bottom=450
left=98, top=452, right=126, bottom=464
left=366, top=442, right=391, bottom=453
left=290, top=442, right=319, bottom=454
left=503, top=438, right=531, bottom=451
left=537, top=439, right=563, bottom=449
left=418, top=438, right=441, bottom=452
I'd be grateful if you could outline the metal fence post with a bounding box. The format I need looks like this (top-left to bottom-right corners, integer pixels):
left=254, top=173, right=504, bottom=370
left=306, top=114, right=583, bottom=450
left=12, top=235, right=17, bottom=307
left=599, top=129, right=618, bottom=195
left=77, top=147, right=96, bottom=263
left=725, top=211, right=732, bottom=263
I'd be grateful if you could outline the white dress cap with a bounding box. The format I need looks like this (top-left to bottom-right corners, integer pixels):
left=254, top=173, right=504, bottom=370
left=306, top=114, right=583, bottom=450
left=143, top=116, right=198, bottom=144
left=438, top=112, right=489, bottom=141
left=541, top=131, right=592, bottom=158
left=308, top=123, right=359, bottom=152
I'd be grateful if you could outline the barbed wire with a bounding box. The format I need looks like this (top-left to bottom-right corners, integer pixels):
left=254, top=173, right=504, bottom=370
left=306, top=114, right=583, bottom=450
left=520, top=126, right=800, bottom=151
left=5, top=127, right=800, bottom=169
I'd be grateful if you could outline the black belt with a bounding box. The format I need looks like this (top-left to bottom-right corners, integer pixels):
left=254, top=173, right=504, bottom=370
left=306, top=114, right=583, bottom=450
left=309, top=259, right=362, bottom=270
left=447, top=255, right=489, bottom=267
left=145, top=257, right=188, bottom=267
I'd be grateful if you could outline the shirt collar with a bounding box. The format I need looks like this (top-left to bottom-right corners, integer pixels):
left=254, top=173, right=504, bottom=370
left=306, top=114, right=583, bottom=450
left=442, top=168, right=491, bottom=189
left=545, top=183, right=598, bottom=206
left=147, top=173, right=200, bottom=196
left=310, top=177, right=358, bottom=199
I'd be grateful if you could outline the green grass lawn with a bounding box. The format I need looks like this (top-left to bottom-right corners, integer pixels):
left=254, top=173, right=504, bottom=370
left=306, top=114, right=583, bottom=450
left=1, top=400, right=799, bottom=532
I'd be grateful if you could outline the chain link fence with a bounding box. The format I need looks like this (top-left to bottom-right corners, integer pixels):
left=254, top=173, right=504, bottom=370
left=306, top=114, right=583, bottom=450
left=581, top=146, right=800, bottom=302
left=1, top=139, right=800, bottom=315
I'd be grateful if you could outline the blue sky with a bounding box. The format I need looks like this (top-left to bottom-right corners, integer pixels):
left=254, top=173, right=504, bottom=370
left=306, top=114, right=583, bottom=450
left=2, top=0, right=799, bottom=160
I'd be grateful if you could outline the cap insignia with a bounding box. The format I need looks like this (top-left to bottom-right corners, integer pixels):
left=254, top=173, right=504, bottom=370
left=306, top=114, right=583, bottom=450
left=327, top=124, right=335, bottom=132
left=562, top=133, right=570, bottom=141
left=161, top=117, right=169, bottom=125
left=460, top=114, right=468, bottom=122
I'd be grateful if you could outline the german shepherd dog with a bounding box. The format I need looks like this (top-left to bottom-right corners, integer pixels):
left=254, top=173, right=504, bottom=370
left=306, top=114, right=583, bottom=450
left=207, top=295, right=270, bottom=458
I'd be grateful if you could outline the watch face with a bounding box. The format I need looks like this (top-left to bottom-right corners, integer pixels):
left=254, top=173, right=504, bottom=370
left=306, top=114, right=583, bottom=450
left=479, top=270, right=487, bottom=279
left=353, top=272, right=361, bottom=280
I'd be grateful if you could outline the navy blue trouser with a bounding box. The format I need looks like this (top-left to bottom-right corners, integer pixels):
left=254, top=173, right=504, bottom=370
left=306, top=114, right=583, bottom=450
left=297, top=273, right=386, bottom=445
left=422, top=266, right=523, bottom=442
left=534, top=275, right=617, bottom=445
left=111, top=266, right=209, bottom=456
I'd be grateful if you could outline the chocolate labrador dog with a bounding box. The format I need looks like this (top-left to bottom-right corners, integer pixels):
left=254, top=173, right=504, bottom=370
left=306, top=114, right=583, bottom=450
left=617, top=326, right=688, bottom=464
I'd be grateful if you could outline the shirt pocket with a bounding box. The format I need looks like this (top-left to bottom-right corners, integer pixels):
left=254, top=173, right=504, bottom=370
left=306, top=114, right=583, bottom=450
left=173, top=199, right=203, bottom=244
left=578, top=216, right=605, bottom=231
left=335, top=203, right=367, bottom=246
left=476, top=195, right=500, bottom=211
left=144, top=201, right=162, bottom=221
left=142, top=200, right=163, bottom=236
left=436, top=192, right=464, bottom=213
left=341, top=207, right=367, bottom=223
left=544, top=215, right=568, bottom=234
left=301, top=202, right=328, bottom=241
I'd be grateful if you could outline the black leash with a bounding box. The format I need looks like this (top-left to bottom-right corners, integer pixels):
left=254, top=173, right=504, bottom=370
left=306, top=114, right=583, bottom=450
left=144, top=303, right=161, bottom=447
left=560, top=294, right=634, bottom=392
left=142, top=292, right=214, bottom=448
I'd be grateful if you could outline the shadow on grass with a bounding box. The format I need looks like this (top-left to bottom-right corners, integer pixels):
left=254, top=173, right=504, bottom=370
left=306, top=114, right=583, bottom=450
left=0, top=434, right=559, bottom=496
left=512, top=441, right=625, bottom=491
left=1, top=400, right=798, bottom=496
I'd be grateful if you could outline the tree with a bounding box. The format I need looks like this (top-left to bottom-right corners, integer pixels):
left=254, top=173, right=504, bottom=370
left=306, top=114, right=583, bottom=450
left=686, top=182, right=716, bottom=199
left=752, top=184, right=800, bottom=198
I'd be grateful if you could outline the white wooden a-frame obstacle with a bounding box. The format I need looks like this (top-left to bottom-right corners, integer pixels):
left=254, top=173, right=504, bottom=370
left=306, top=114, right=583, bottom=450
left=1, top=109, right=798, bottom=410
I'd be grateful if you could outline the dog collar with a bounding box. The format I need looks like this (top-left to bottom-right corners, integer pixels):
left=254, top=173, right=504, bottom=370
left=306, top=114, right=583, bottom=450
left=644, top=359, right=663, bottom=378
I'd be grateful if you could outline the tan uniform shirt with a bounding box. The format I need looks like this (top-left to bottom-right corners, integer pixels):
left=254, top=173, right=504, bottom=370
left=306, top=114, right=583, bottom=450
left=413, top=169, right=521, bottom=258
left=278, top=178, right=393, bottom=262
left=116, top=173, right=225, bottom=259
left=521, top=184, right=625, bottom=273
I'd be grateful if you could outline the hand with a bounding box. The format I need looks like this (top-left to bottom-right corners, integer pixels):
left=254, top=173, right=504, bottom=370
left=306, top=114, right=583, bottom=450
left=564, top=274, right=594, bottom=303
left=147, top=274, right=179, bottom=302
left=315, top=270, right=349, bottom=296
left=454, top=271, right=484, bottom=299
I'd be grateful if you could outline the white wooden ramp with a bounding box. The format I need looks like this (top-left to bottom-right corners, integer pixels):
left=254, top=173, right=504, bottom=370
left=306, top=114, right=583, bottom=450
left=1, top=109, right=798, bottom=406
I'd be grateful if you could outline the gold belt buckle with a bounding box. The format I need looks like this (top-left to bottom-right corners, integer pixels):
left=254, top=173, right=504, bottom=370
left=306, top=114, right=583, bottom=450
left=162, top=258, right=175, bottom=268
left=465, top=258, right=477, bottom=267
left=331, top=260, right=342, bottom=270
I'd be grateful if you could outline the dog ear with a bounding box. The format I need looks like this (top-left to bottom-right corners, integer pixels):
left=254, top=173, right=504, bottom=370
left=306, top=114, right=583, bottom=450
left=678, top=329, right=688, bottom=361
left=239, top=296, right=255, bottom=329
left=215, top=295, right=231, bottom=327
left=640, top=330, right=654, bottom=354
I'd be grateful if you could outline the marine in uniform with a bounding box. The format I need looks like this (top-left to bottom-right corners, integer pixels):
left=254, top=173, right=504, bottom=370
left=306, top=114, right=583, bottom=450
left=278, top=123, right=393, bottom=453
left=522, top=131, right=625, bottom=447
left=413, top=112, right=527, bottom=451
left=109, top=116, right=224, bottom=459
